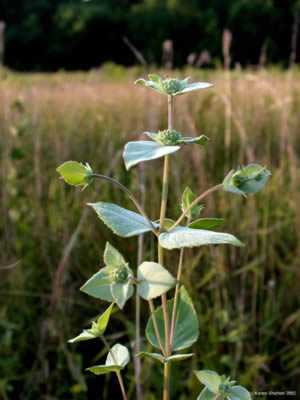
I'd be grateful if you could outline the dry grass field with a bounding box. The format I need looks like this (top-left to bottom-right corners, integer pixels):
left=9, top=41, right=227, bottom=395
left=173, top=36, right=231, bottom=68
left=0, top=66, right=300, bottom=399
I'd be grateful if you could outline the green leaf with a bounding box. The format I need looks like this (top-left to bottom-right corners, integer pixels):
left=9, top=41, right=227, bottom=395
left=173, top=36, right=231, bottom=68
left=137, top=262, right=176, bottom=300
left=97, top=303, right=114, bottom=335
left=179, top=135, right=209, bottom=146
left=86, top=365, right=123, bottom=375
left=68, top=329, right=97, bottom=343
left=85, top=343, right=130, bottom=375
left=88, top=202, right=158, bottom=237
left=227, top=386, right=252, bottom=400
left=148, top=74, right=162, bottom=84
left=144, top=132, right=158, bottom=141
left=80, top=266, right=114, bottom=302
left=159, top=227, right=244, bottom=250
left=176, top=82, right=213, bottom=95
left=194, top=370, right=221, bottom=394
left=111, top=281, right=134, bottom=309
left=166, top=353, right=194, bottom=362
left=223, top=164, right=271, bottom=196
left=136, top=352, right=194, bottom=364
left=106, top=343, right=130, bottom=368
left=197, top=387, right=223, bottom=400
left=188, top=218, right=225, bottom=230
left=123, top=141, right=180, bottom=170
left=146, top=286, right=199, bottom=351
left=56, top=161, right=93, bottom=188
left=181, top=187, right=204, bottom=219
left=154, top=219, right=176, bottom=230
left=103, top=242, right=126, bottom=268
left=136, top=352, right=166, bottom=364
left=134, top=78, right=165, bottom=94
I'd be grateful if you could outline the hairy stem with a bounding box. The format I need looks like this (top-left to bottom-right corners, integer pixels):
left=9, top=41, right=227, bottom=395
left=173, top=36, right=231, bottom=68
left=163, top=362, right=171, bottom=400
left=100, top=335, right=127, bottom=400
left=168, top=183, right=224, bottom=232
left=149, top=299, right=167, bottom=357
left=169, top=248, right=184, bottom=348
left=91, top=174, right=158, bottom=236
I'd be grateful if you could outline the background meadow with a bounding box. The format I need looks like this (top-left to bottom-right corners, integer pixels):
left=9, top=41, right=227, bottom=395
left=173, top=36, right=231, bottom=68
left=0, top=65, right=300, bottom=399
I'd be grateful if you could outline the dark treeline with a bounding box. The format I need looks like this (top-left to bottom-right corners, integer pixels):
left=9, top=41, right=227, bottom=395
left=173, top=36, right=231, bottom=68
left=1, top=0, right=300, bottom=70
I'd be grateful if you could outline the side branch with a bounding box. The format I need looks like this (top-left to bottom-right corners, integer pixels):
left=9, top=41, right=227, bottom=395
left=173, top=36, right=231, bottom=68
left=168, top=184, right=224, bottom=232
left=91, top=174, right=158, bottom=236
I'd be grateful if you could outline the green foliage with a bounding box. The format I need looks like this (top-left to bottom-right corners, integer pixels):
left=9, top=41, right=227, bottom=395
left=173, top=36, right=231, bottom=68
left=56, top=160, right=93, bottom=189
left=123, top=141, right=180, bottom=169
left=137, top=261, right=176, bottom=300
left=223, top=164, right=271, bottom=196
left=135, top=75, right=212, bottom=96
left=87, top=343, right=130, bottom=375
left=137, top=352, right=194, bottom=363
left=146, top=286, right=199, bottom=351
left=181, top=186, right=204, bottom=219
left=88, top=202, right=158, bottom=237
left=188, top=218, right=225, bottom=230
left=69, top=303, right=114, bottom=343
left=194, top=370, right=252, bottom=400
left=159, top=227, right=244, bottom=250
left=81, top=242, right=134, bottom=309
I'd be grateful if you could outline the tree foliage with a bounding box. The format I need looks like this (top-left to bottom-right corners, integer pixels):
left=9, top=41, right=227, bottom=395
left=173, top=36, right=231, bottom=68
left=1, top=0, right=299, bottom=70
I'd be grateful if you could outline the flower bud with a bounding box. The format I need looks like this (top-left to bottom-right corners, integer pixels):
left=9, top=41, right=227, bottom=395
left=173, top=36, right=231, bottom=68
left=155, top=129, right=182, bottom=145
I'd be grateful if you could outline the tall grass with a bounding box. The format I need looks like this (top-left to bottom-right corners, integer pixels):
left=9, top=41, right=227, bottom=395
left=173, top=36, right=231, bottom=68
left=0, top=66, right=300, bottom=399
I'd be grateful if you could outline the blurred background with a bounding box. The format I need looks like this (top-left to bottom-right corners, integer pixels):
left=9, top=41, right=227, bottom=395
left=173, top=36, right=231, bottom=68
left=0, top=1, right=300, bottom=399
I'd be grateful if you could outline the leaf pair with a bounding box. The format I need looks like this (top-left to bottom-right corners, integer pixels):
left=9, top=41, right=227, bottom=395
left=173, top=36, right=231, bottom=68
left=123, top=135, right=208, bottom=170
left=194, top=370, right=251, bottom=400
left=88, top=202, right=244, bottom=249
left=135, top=74, right=213, bottom=96
left=81, top=242, right=176, bottom=307
left=87, top=343, right=130, bottom=376
left=69, top=303, right=114, bottom=343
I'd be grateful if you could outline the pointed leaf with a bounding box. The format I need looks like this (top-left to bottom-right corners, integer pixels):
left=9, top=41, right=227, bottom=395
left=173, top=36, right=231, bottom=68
left=159, top=227, right=244, bottom=250
left=111, top=281, right=134, bottom=309
left=57, top=161, right=93, bottom=187
left=88, top=202, right=158, bottom=237
left=144, top=132, right=158, bottom=141
left=80, top=266, right=114, bottom=302
left=86, top=365, right=123, bottom=375
left=97, top=303, right=114, bottom=335
left=166, top=353, right=194, bottom=362
left=148, top=74, right=162, bottom=84
left=123, top=141, right=180, bottom=170
left=134, top=79, right=165, bottom=94
left=106, top=343, right=130, bottom=368
left=104, top=242, right=126, bottom=268
left=146, top=286, right=199, bottom=351
left=154, top=219, right=176, bottom=230
left=227, top=386, right=252, bottom=400
left=175, top=82, right=213, bottom=95
left=69, top=329, right=97, bottom=343
left=137, top=262, right=176, bottom=300
left=194, top=370, right=221, bottom=393
left=180, top=135, right=209, bottom=146
left=181, top=187, right=203, bottom=219
left=136, top=352, right=166, bottom=364
left=197, top=387, right=223, bottom=400
left=188, top=218, right=225, bottom=230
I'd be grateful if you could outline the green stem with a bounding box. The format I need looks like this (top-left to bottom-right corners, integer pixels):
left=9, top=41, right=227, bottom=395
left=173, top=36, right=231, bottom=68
left=169, top=248, right=184, bottom=348
left=91, top=174, right=158, bottom=236
left=168, top=183, right=224, bottom=232
left=149, top=299, right=167, bottom=357
left=100, top=335, right=127, bottom=400
left=163, top=362, right=171, bottom=400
